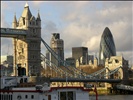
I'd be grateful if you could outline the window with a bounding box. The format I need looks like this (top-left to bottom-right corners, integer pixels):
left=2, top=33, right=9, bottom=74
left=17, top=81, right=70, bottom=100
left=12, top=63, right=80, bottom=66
left=33, top=22, right=35, bottom=25
left=19, top=43, right=23, bottom=48
left=22, top=48, right=24, bottom=53
left=25, top=95, right=28, bottom=99
left=59, top=91, right=74, bottom=100
left=11, top=95, right=12, bottom=100
left=31, top=95, right=34, bottom=99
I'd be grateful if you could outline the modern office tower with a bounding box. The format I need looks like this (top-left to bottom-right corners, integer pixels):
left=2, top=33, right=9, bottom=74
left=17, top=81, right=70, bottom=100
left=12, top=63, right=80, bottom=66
left=72, top=47, right=88, bottom=66
left=50, top=33, right=64, bottom=67
left=99, top=27, right=116, bottom=66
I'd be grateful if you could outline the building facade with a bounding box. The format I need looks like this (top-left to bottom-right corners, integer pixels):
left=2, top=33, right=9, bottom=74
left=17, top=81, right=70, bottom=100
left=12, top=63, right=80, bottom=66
left=65, top=57, right=75, bottom=67
left=99, top=27, right=116, bottom=66
left=88, top=55, right=94, bottom=64
left=12, top=3, right=41, bottom=76
left=105, top=56, right=129, bottom=85
left=72, top=47, right=88, bottom=67
left=50, top=33, right=64, bottom=67
left=105, top=55, right=128, bottom=78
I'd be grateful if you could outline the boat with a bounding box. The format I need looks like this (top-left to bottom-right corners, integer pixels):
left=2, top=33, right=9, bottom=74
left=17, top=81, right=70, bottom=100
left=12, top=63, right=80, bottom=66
left=0, top=76, right=94, bottom=100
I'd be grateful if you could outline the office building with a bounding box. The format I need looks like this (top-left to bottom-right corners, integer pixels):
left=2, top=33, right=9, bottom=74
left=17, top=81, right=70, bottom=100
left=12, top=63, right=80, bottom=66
left=50, top=33, right=64, bottom=66
left=99, top=27, right=116, bottom=66
left=72, top=47, right=88, bottom=67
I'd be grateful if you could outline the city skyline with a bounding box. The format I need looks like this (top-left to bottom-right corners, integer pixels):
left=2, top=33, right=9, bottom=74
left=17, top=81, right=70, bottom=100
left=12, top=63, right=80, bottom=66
left=1, top=1, right=133, bottom=65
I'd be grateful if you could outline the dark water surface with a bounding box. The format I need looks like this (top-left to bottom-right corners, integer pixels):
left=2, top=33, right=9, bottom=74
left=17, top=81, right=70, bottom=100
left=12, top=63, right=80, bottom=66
left=89, top=95, right=133, bottom=100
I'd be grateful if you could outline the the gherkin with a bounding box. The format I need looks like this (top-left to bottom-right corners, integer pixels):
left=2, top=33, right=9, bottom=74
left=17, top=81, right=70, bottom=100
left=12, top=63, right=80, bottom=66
left=99, top=27, right=116, bottom=65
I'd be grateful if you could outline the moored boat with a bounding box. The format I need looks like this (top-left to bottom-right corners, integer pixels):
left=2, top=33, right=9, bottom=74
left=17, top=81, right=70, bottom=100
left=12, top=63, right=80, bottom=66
left=0, top=76, right=93, bottom=100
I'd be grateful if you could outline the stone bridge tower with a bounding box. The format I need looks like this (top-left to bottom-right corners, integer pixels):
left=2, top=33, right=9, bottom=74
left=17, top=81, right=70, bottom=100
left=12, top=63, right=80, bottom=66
left=105, top=55, right=129, bottom=88
left=12, top=3, right=41, bottom=76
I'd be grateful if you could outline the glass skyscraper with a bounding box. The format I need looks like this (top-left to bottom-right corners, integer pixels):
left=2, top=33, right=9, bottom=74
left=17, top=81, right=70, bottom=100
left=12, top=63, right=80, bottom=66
left=99, top=27, right=116, bottom=65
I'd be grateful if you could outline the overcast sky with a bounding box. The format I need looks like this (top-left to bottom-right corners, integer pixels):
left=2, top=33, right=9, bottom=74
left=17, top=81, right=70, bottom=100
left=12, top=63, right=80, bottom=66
left=1, top=1, right=133, bottom=65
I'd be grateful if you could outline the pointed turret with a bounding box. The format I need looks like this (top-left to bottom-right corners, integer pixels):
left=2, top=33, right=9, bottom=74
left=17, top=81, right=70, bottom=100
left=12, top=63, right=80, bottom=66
left=22, top=2, right=32, bottom=20
left=13, top=13, right=17, bottom=23
left=12, top=13, right=17, bottom=28
left=37, top=11, right=41, bottom=21
left=20, top=3, right=32, bottom=27
left=36, top=10, right=41, bottom=27
left=25, top=2, right=28, bottom=8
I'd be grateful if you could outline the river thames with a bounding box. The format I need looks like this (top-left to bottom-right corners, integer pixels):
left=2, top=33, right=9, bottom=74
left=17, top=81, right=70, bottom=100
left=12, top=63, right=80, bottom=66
left=89, top=95, right=133, bottom=100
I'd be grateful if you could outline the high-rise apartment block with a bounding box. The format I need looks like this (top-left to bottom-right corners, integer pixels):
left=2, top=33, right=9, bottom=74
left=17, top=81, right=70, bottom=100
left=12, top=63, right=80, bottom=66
left=99, top=27, right=116, bottom=66
left=72, top=47, right=88, bottom=67
left=50, top=33, right=64, bottom=67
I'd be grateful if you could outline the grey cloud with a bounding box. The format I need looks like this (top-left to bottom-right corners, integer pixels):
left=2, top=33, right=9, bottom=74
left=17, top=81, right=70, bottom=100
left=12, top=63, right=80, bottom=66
left=1, top=1, right=132, bottom=65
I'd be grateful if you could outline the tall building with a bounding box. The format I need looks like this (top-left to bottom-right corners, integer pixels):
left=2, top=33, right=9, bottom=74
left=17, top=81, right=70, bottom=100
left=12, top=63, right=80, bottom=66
left=1, top=55, right=13, bottom=65
left=99, top=27, right=116, bottom=66
left=72, top=47, right=88, bottom=67
left=1, top=55, right=14, bottom=75
left=12, top=3, right=41, bottom=76
left=50, top=33, right=64, bottom=67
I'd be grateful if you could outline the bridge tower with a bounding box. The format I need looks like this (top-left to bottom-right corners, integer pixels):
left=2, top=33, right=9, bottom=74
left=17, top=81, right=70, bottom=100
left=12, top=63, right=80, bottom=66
left=12, top=3, right=41, bottom=76
left=105, top=56, right=129, bottom=88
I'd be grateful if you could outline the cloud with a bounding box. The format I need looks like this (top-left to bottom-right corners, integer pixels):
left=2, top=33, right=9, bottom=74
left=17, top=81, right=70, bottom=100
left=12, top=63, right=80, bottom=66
left=1, top=1, right=133, bottom=65
left=82, top=35, right=101, bottom=52
left=57, top=1, right=132, bottom=64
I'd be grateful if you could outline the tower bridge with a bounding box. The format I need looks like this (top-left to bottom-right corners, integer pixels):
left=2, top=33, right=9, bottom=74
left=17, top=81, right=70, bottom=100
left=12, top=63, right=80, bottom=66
left=1, top=26, right=129, bottom=91
left=1, top=3, right=131, bottom=92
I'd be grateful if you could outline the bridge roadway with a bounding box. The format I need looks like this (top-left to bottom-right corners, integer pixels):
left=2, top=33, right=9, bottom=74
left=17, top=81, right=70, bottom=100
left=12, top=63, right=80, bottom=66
left=0, top=28, right=27, bottom=38
left=50, top=78, right=122, bottom=83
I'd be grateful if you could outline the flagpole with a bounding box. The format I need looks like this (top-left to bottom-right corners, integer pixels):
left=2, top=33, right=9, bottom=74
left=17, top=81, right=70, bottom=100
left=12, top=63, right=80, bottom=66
left=94, top=85, right=98, bottom=100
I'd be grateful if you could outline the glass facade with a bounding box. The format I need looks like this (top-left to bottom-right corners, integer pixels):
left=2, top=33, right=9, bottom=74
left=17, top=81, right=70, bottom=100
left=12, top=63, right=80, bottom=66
left=99, top=27, right=116, bottom=65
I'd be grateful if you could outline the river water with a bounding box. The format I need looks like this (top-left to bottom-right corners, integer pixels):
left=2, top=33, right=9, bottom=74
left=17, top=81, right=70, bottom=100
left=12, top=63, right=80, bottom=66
left=89, top=95, right=133, bottom=100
